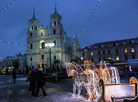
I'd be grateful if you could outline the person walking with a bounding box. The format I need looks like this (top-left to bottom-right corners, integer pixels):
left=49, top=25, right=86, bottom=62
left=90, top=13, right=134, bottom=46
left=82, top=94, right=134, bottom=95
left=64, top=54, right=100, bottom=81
left=12, top=69, right=16, bottom=84
left=6, top=68, right=8, bottom=76
left=19, top=69, right=22, bottom=77
left=30, top=68, right=37, bottom=96
left=36, top=68, right=46, bottom=97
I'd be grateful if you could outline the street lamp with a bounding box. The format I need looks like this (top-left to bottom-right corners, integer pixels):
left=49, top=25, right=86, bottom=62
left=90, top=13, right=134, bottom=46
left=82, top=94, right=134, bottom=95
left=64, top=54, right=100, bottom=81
left=45, top=43, right=54, bottom=69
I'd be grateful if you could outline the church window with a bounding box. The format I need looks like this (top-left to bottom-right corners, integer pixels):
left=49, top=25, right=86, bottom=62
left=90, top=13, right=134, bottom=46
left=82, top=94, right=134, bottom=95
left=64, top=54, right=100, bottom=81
left=32, top=26, right=33, bottom=30
left=54, top=56, right=56, bottom=60
left=53, top=40, right=56, bottom=46
left=30, top=58, right=32, bottom=61
left=54, top=21, right=56, bottom=26
left=30, top=33, right=33, bottom=37
left=42, top=54, right=44, bottom=60
left=53, top=29, right=56, bottom=34
left=42, top=42, right=45, bottom=49
left=30, top=44, right=33, bottom=49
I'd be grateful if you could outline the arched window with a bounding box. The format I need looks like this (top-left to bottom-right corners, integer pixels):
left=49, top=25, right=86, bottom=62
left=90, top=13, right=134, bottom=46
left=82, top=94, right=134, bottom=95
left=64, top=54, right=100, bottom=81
left=30, top=33, right=33, bottom=37
left=54, top=21, right=56, bottom=26
left=53, top=29, right=56, bottom=34
left=32, top=26, right=33, bottom=30
left=53, top=40, right=56, bottom=46
left=42, top=54, right=44, bottom=60
left=30, top=44, right=33, bottom=49
left=42, top=42, right=45, bottom=49
left=40, top=40, right=45, bottom=49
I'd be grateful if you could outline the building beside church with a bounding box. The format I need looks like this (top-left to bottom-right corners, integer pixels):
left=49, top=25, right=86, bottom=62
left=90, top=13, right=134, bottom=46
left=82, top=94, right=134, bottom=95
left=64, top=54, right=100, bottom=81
left=1, top=53, right=27, bottom=72
left=26, top=6, right=79, bottom=69
left=78, top=37, right=138, bottom=70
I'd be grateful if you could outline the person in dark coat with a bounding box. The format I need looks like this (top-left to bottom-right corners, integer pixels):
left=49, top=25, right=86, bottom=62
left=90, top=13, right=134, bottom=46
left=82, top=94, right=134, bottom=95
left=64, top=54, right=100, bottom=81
left=19, top=69, right=22, bottom=77
left=30, top=68, right=37, bottom=96
left=12, top=69, right=16, bottom=84
left=36, top=68, right=46, bottom=97
left=6, top=68, right=8, bottom=76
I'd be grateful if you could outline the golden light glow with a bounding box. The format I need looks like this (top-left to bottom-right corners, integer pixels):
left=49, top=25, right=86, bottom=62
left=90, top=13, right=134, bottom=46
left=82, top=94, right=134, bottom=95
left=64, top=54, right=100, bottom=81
left=108, top=57, right=111, bottom=60
left=91, top=52, right=93, bottom=56
left=131, top=48, right=134, bottom=52
left=125, top=48, right=127, bottom=53
left=116, top=56, right=119, bottom=61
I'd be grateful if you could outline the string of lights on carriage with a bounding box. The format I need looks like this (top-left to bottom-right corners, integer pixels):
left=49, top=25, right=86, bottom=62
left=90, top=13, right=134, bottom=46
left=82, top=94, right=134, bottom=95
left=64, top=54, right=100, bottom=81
left=0, top=0, right=101, bottom=47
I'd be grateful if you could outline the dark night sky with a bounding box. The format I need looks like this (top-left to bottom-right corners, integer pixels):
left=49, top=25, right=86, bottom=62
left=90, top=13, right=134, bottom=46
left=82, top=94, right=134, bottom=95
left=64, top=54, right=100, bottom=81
left=0, top=0, right=138, bottom=60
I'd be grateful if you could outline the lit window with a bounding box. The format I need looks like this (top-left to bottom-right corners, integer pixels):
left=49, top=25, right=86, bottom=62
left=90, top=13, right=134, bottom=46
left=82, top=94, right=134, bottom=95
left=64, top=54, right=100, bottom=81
left=125, top=48, right=127, bottom=53
left=131, top=48, right=134, bottom=52
left=91, top=52, right=93, bottom=56
left=108, top=57, right=111, bottom=60
left=116, top=56, right=119, bottom=61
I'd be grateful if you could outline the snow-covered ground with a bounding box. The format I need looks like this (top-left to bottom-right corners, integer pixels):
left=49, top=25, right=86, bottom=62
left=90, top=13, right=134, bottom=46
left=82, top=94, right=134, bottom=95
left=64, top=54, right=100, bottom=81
left=0, top=92, right=86, bottom=102
left=0, top=75, right=86, bottom=102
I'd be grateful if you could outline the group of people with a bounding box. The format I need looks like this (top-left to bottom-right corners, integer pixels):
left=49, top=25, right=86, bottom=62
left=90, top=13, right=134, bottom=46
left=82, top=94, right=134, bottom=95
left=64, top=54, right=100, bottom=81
left=30, top=68, right=47, bottom=97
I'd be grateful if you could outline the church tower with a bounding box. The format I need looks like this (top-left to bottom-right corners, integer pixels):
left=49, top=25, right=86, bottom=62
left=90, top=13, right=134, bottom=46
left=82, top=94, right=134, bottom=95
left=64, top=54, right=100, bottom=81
left=49, top=3, right=63, bottom=35
left=28, top=10, right=39, bottom=31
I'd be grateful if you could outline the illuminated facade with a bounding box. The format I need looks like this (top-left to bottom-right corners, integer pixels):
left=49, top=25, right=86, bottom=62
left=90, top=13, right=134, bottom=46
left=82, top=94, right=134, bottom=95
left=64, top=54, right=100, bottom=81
left=78, top=37, right=138, bottom=65
left=27, top=6, right=79, bottom=69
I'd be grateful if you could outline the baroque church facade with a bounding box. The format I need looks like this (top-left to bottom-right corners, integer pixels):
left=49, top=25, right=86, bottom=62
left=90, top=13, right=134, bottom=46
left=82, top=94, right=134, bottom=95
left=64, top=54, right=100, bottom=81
left=27, top=6, right=79, bottom=69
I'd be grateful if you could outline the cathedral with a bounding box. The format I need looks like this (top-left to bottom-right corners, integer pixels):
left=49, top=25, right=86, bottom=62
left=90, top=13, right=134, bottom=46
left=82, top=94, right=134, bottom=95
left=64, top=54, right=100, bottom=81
left=26, top=6, right=79, bottom=69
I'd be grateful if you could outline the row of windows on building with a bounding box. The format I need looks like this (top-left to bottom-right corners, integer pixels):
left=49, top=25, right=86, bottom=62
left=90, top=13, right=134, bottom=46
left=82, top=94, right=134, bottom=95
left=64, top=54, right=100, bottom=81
left=90, top=54, right=136, bottom=62
left=30, top=29, right=62, bottom=37
left=4, top=62, right=26, bottom=66
left=91, top=55, right=135, bottom=62
left=30, top=55, right=56, bottom=61
left=82, top=48, right=135, bottom=56
left=30, top=40, right=63, bottom=49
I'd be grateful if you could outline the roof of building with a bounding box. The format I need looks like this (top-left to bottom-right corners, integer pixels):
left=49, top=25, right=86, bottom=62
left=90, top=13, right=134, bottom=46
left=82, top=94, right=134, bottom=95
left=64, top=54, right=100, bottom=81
left=65, top=35, right=77, bottom=44
left=89, top=37, right=138, bottom=49
left=29, top=10, right=38, bottom=21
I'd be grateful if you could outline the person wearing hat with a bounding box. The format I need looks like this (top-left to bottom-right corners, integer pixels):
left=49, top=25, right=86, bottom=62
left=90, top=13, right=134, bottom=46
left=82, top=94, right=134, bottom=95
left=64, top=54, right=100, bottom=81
left=36, top=68, right=46, bottom=97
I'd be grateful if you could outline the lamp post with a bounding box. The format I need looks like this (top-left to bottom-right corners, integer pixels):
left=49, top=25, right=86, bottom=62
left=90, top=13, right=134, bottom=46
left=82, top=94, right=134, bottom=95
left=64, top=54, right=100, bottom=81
left=45, top=43, right=54, bottom=69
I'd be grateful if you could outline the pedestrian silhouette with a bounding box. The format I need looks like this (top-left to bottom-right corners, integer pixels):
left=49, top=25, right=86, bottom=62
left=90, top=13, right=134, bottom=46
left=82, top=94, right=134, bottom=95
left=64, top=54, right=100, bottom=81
left=36, top=68, right=46, bottom=97
left=12, top=69, right=16, bottom=84
left=6, top=68, right=8, bottom=76
left=30, top=68, right=37, bottom=96
left=19, top=69, right=22, bottom=77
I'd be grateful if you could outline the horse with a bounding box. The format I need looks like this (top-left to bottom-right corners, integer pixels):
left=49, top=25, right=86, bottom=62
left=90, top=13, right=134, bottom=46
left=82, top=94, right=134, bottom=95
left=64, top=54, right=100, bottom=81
left=66, top=62, right=101, bottom=102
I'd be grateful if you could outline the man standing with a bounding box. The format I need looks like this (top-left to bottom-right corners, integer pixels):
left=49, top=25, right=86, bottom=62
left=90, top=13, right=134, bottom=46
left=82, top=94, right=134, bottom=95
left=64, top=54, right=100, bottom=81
left=30, top=68, right=37, bottom=96
left=12, top=69, right=16, bottom=84
left=36, top=68, right=46, bottom=97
